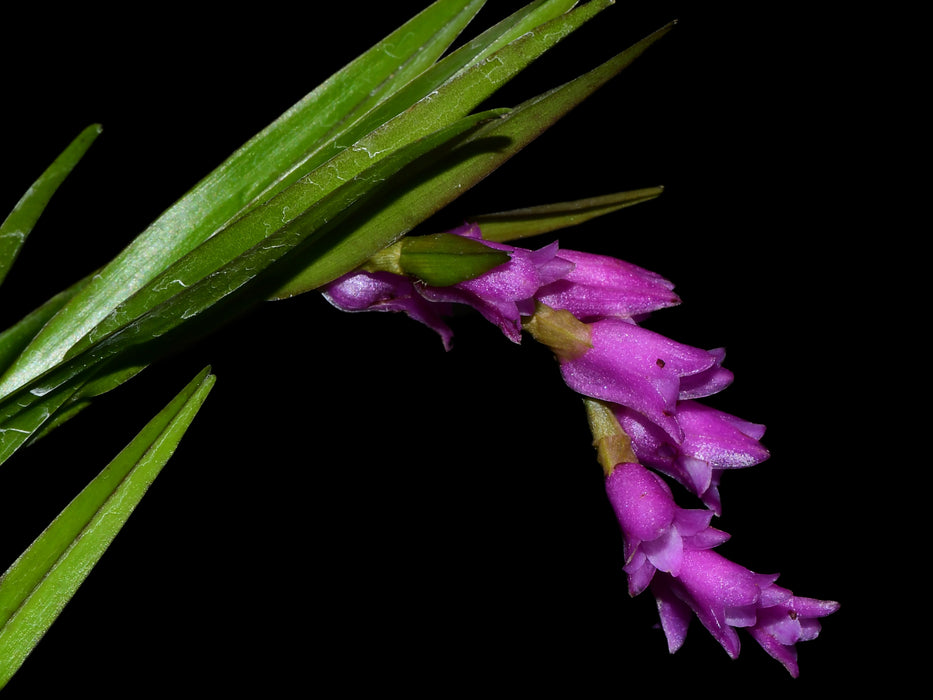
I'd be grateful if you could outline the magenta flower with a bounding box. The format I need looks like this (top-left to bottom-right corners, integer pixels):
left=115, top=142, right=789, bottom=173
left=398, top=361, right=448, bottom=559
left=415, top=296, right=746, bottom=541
left=605, top=462, right=729, bottom=595
left=605, top=462, right=838, bottom=676
left=534, top=248, right=680, bottom=321
left=322, top=269, right=456, bottom=349
left=324, top=224, right=683, bottom=346
left=557, top=319, right=729, bottom=441
left=650, top=549, right=839, bottom=676
left=323, top=218, right=839, bottom=677
left=653, top=549, right=771, bottom=659
left=615, top=400, right=770, bottom=514
left=322, top=224, right=572, bottom=346
left=748, top=588, right=842, bottom=677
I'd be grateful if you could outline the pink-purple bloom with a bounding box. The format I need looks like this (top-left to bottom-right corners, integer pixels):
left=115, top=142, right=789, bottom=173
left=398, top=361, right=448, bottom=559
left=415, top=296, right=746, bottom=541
left=534, top=248, right=680, bottom=321
left=606, top=462, right=838, bottom=677
left=322, top=269, right=456, bottom=348
left=650, top=549, right=839, bottom=677
left=323, top=224, right=570, bottom=347
left=605, top=462, right=729, bottom=596
left=322, top=223, right=679, bottom=347
left=615, top=400, right=770, bottom=514
left=747, top=588, right=842, bottom=677
left=321, top=219, right=838, bottom=675
left=556, top=319, right=730, bottom=443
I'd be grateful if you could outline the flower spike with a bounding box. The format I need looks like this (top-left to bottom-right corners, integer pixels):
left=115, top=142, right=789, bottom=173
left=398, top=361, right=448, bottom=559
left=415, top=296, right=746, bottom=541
left=321, top=207, right=839, bottom=675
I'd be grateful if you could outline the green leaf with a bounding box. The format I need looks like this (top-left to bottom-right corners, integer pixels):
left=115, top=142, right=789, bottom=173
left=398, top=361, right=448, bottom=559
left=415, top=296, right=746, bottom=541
left=472, top=187, right=666, bottom=242
left=3, top=0, right=610, bottom=397
left=310, top=0, right=580, bottom=172
left=0, top=375, right=89, bottom=468
left=0, top=367, right=215, bottom=689
left=270, top=21, right=675, bottom=298
left=84, top=109, right=508, bottom=343
left=95, top=0, right=609, bottom=319
left=0, top=111, right=506, bottom=466
left=0, top=125, right=101, bottom=288
left=0, top=0, right=486, bottom=399
left=0, top=1, right=625, bottom=454
left=333, top=0, right=490, bottom=131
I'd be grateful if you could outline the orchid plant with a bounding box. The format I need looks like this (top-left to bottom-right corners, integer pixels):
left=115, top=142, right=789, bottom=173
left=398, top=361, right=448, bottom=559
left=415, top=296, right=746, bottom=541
left=0, top=0, right=838, bottom=688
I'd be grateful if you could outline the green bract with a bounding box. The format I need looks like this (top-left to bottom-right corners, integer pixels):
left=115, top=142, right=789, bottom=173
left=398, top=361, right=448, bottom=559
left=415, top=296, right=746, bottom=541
left=0, top=1, right=672, bottom=687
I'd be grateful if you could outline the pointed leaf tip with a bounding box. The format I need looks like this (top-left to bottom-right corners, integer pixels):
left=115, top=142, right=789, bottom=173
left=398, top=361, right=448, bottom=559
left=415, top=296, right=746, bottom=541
left=474, top=187, right=666, bottom=242
left=0, top=124, right=102, bottom=288
left=0, top=367, right=214, bottom=687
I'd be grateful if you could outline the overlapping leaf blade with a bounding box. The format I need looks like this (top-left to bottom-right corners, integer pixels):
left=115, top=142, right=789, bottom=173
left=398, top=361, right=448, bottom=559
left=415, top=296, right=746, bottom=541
left=0, top=1, right=661, bottom=467
left=271, top=21, right=676, bottom=297
left=0, top=0, right=488, bottom=398
left=309, top=0, right=580, bottom=171
left=0, top=367, right=215, bottom=688
left=0, top=110, right=503, bottom=466
left=0, top=0, right=588, bottom=401
left=79, top=1, right=609, bottom=336
left=0, top=0, right=612, bottom=423
left=324, top=0, right=577, bottom=148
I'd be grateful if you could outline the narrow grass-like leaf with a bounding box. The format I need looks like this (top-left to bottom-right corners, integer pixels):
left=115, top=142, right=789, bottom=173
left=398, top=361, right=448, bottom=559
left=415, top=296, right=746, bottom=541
left=0, top=1, right=618, bottom=451
left=311, top=0, right=580, bottom=171
left=0, top=112, right=505, bottom=464
left=457, top=0, right=580, bottom=61
left=0, top=0, right=486, bottom=399
left=37, top=0, right=610, bottom=368
left=473, top=187, right=666, bottom=242
left=0, top=370, right=94, bottom=469
left=76, top=110, right=508, bottom=350
left=334, top=0, right=489, bottom=132
left=270, top=22, right=676, bottom=298
left=0, top=367, right=215, bottom=688
left=0, top=125, right=101, bottom=288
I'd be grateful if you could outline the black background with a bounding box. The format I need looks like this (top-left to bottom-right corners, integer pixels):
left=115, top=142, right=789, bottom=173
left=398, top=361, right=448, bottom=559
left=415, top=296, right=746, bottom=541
left=0, top=1, right=897, bottom=694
